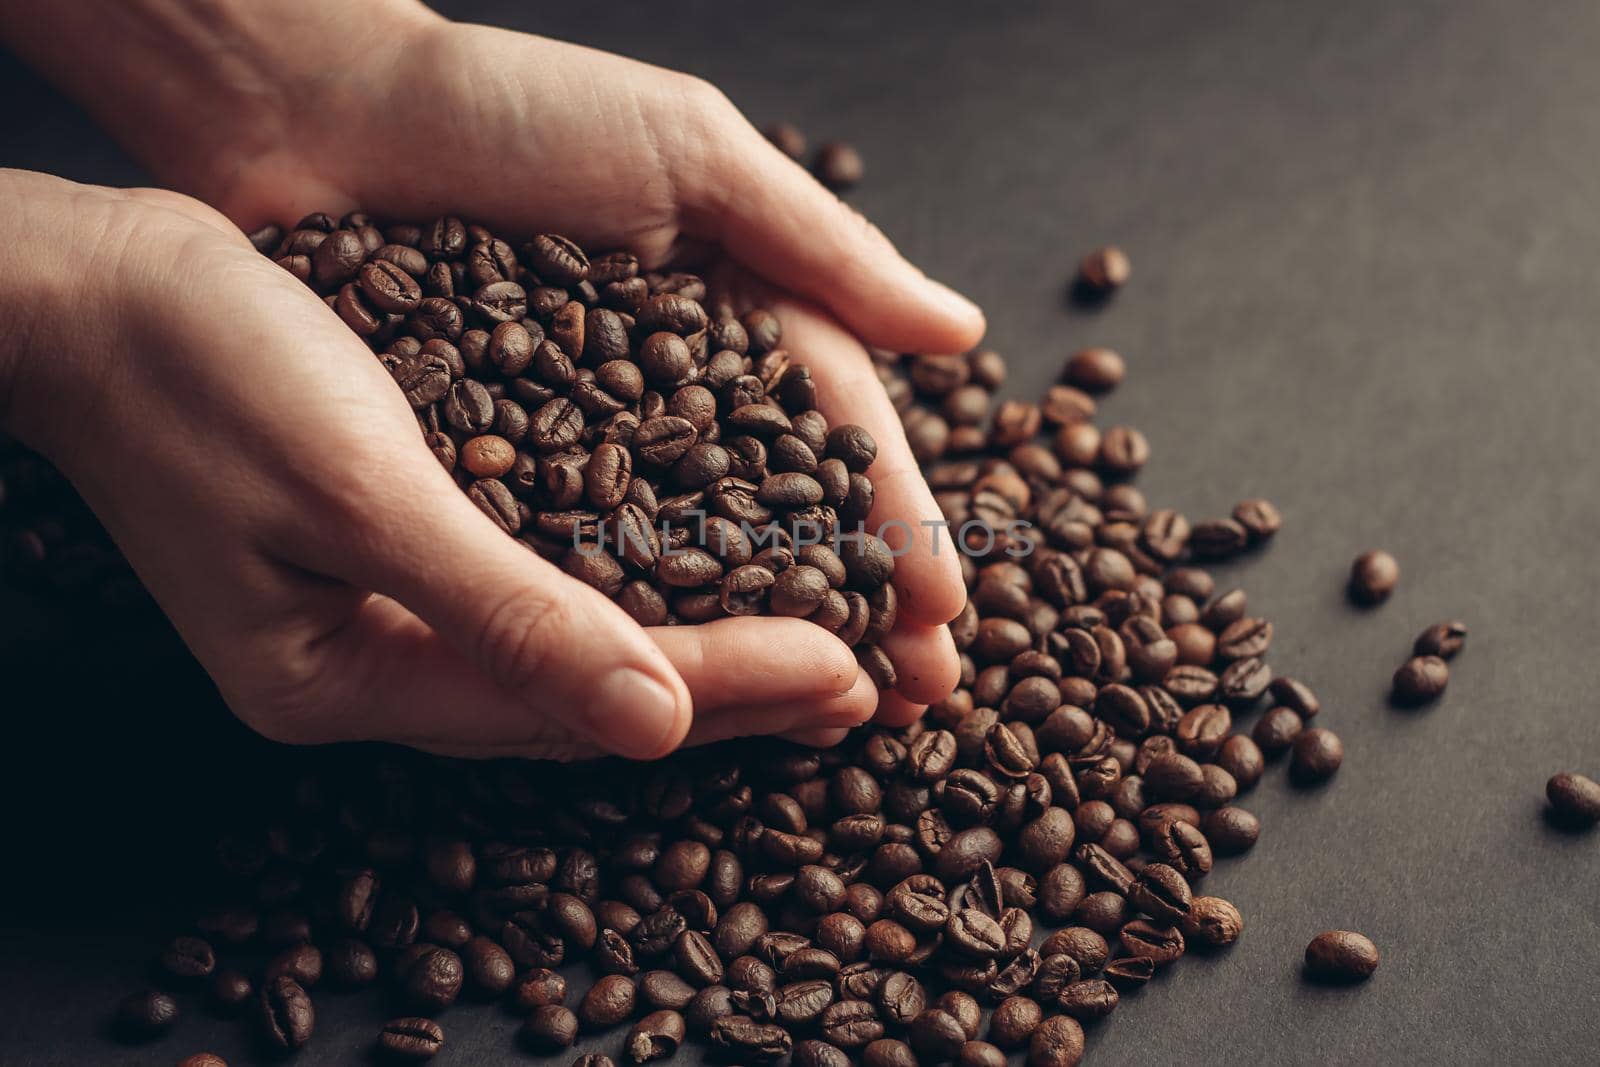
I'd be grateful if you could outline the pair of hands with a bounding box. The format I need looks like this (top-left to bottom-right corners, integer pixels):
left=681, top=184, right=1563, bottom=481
left=0, top=3, right=985, bottom=760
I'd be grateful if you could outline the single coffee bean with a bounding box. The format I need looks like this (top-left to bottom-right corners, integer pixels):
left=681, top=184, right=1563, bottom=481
left=1253, top=706, right=1304, bottom=754
left=1055, top=978, right=1119, bottom=1021
left=1200, top=806, right=1260, bottom=855
left=1304, top=930, right=1379, bottom=982
left=814, top=141, right=865, bottom=190
left=1392, top=655, right=1449, bottom=705
left=258, top=976, right=314, bottom=1051
left=377, top=1017, right=445, bottom=1061
left=521, top=1004, right=579, bottom=1051
left=711, top=1016, right=794, bottom=1061
left=159, top=935, right=217, bottom=982
left=988, top=995, right=1043, bottom=1049
left=1290, top=728, right=1344, bottom=784
left=114, top=990, right=180, bottom=1041
left=1027, top=1014, right=1086, bottom=1067
left=1546, top=773, right=1600, bottom=827
left=1348, top=549, right=1399, bottom=604
left=177, top=1055, right=228, bottom=1067
left=507, top=969, right=567, bottom=1012
left=1414, top=620, right=1467, bottom=659
left=1182, top=896, right=1244, bottom=947
left=1077, top=246, right=1130, bottom=293
left=626, top=1009, right=686, bottom=1062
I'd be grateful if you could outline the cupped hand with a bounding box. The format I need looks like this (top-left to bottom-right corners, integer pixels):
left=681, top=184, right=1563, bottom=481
left=5, top=10, right=985, bottom=758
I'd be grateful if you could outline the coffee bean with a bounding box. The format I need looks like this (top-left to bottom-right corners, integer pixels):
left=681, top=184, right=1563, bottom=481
left=958, top=1040, right=1008, bottom=1067
left=1056, top=978, right=1119, bottom=1021
left=177, top=1055, right=228, bottom=1067
left=401, top=946, right=463, bottom=1012
left=1414, top=620, right=1467, bottom=659
left=814, top=141, right=864, bottom=190
left=1253, top=706, right=1304, bottom=754
left=1063, top=347, right=1125, bottom=393
left=1349, top=549, right=1399, bottom=604
left=1127, top=863, right=1192, bottom=924
left=1268, top=675, right=1321, bottom=717
left=508, top=969, right=567, bottom=1012
left=1027, top=1014, right=1086, bottom=1067
left=1200, top=806, right=1259, bottom=855
left=821, top=999, right=884, bottom=1049
left=113, top=989, right=180, bottom=1041
left=1546, top=773, right=1600, bottom=827
left=1290, top=728, right=1344, bottom=784
left=1182, top=896, right=1244, bottom=947
left=988, top=995, right=1043, bottom=1049
left=1077, top=246, right=1130, bottom=293
left=1304, top=930, right=1379, bottom=982
left=378, top=1017, right=444, bottom=1061
left=521, top=1004, right=579, bottom=1051
left=1392, top=655, right=1449, bottom=705
left=258, top=976, right=314, bottom=1051
left=711, top=1016, right=793, bottom=1061
left=159, top=935, right=217, bottom=982
left=764, top=121, right=807, bottom=159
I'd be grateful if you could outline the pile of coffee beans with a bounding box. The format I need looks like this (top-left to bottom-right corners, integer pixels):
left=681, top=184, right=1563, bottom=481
left=85, top=229, right=1382, bottom=1064
left=267, top=215, right=900, bottom=685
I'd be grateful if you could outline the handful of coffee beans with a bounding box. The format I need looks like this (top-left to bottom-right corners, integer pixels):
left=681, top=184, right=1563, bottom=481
left=266, top=213, right=901, bottom=686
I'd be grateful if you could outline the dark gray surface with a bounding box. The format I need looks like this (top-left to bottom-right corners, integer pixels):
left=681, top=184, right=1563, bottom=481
left=2, top=0, right=1599, bottom=1063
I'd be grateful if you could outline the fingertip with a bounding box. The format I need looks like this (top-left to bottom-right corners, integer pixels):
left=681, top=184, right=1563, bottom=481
left=779, top=727, right=854, bottom=749
left=882, top=623, right=961, bottom=706
left=873, top=691, right=928, bottom=728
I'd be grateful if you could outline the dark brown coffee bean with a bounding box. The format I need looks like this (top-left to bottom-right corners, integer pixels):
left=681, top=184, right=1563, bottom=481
left=1077, top=246, right=1130, bottom=293
left=258, top=976, right=314, bottom=1051
left=1290, top=728, right=1344, bottom=784
left=1253, top=706, right=1304, bottom=754
left=1027, top=1014, right=1086, bottom=1067
left=1546, top=773, right=1600, bottom=827
left=1055, top=978, right=1119, bottom=1021
left=1392, top=655, right=1449, bottom=705
left=507, top=969, right=566, bottom=1012
left=1348, top=549, right=1399, bottom=604
left=114, top=989, right=180, bottom=1041
left=711, top=1016, right=794, bottom=1061
left=1304, top=930, right=1379, bottom=982
left=1414, top=620, right=1467, bottom=659
left=1200, top=806, right=1259, bottom=856
left=521, top=1004, right=579, bottom=1051
left=814, top=141, right=865, bottom=190
left=378, top=1017, right=444, bottom=1061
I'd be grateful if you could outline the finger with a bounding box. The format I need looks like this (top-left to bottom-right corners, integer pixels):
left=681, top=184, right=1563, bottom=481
left=690, top=117, right=985, bottom=353
left=779, top=727, right=854, bottom=749
left=881, top=620, right=962, bottom=706
left=771, top=301, right=968, bottom=628
left=684, top=669, right=878, bottom=748
left=647, top=617, right=861, bottom=710
left=293, top=430, right=693, bottom=761
left=873, top=692, right=929, bottom=730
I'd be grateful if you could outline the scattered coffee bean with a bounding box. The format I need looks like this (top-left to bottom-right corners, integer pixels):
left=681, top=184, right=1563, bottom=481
left=1348, top=549, right=1399, bottom=605
left=1392, top=655, right=1449, bottom=705
left=1304, top=930, right=1379, bottom=982
left=378, top=1017, right=445, bottom=1061
left=1077, top=245, right=1130, bottom=293
left=113, top=990, right=180, bottom=1041
left=813, top=141, right=864, bottom=190
left=763, top=121, right=807, bottom=160
left=1290, top=728, right=1344, bottom=784
left=1546, top=772, right=1600, bottom=827
left=1413, top=620, right=1467, bottom=659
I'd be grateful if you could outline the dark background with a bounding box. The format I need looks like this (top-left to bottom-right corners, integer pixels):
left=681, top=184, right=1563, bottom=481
left=2, top=0, right=1598, bottom=1063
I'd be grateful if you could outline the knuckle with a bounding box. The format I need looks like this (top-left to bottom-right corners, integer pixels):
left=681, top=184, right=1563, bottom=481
left=474, top=585, right=571, bottom=696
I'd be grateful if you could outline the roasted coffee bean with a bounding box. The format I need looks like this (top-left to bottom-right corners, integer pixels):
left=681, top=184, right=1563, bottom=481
left=114, top=989, right=180, bottom=1041
left=1200, top=806, right=1259, bottom=856
left=508, top=969, right=567, bottom=1012
left=258, top=976, right=314, bottom=1051
left=521, top=1004, right=579, bottom=1051
left=1392, top=655, right=1449, bottom=705
left=1253, top=706, right=1303, bottom=754
left=989, top=995, right=1043, bottom=1050
left=814, top=141, right=865, bottom=190
left=1027, top=1014, right=1086, bottom=1067
left=1414, top=620, right=1468, bottom=659
left=908, top=1008, right=967, bottom=1061
left=1055, top=978, right=1119, bottom=1021
left=1127, top=863, right=1192, bottom=924
left=1103, top=955, right=1155, bottom=990
left=821, top=998, right=884, bottom=1049
left=1289, top=728, right=1344, bottom=784
left=378, top=1017, right=445, bottom=1061
left=401, top=946, right=463, bottom=1012
left=159, top=935, right=217, bottom=982
left=1304, top=930, right=1379, bottom=982
left=1182, top=896, right=1244, bottom=947
left=1546, top=773, right=1600, bottom=827
left=711, top=1016, right=794, bottom=1061
left=1232, top=498, right=1281, bottom=542
left=1077, top=247, right=1130, bottom=294
left=1348, top=549, right=1399, bottom=604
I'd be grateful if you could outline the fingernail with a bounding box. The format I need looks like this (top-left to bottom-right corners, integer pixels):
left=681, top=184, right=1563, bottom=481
left=586, top=669, right=683, bottom=759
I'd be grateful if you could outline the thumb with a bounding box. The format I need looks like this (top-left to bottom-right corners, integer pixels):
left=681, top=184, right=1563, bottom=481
left=324, top=458, right=693, bottom=760
left=687, top=112, right=986, bottom=354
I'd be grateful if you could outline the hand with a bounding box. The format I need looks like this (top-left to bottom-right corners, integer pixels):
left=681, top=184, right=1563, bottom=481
left=0, top=2, right=987, bottom=755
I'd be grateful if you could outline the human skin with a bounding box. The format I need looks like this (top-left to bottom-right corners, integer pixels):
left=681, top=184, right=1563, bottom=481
left=0, top=0, right=985, bottom=760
